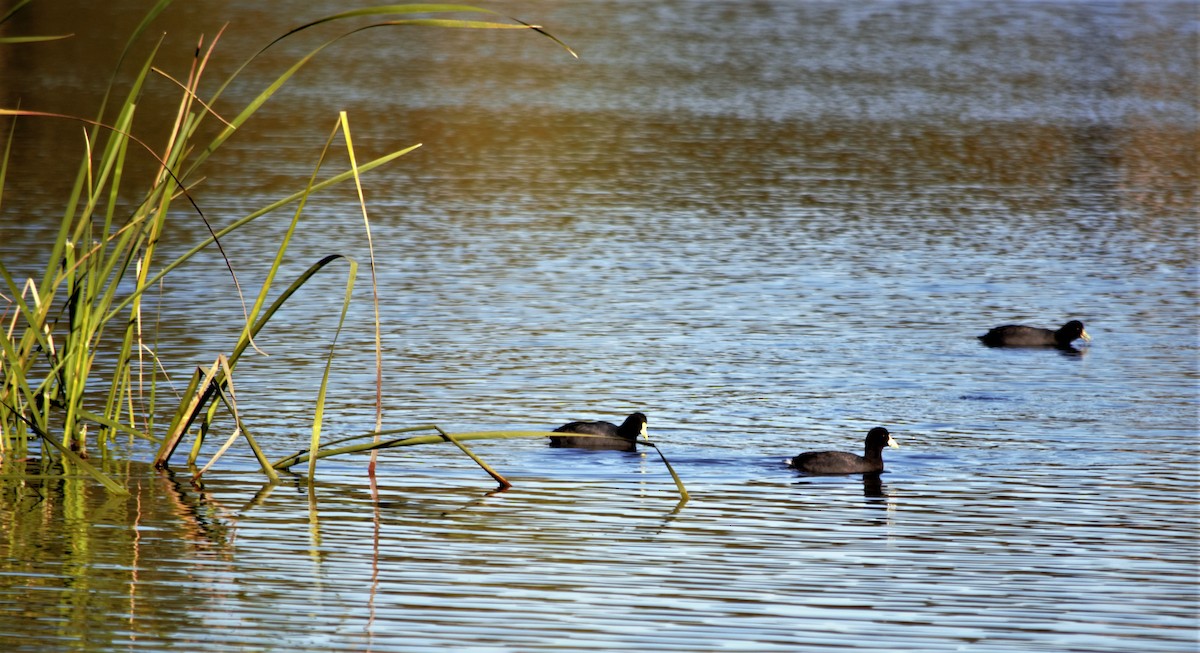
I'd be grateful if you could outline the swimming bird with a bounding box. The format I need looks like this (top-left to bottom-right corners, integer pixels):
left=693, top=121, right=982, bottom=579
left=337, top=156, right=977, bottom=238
left=549, top=412, right=648, bottom=451
left=788, top=427, right=899, bottom=475
left=978, top=320, right=1091, bottom=348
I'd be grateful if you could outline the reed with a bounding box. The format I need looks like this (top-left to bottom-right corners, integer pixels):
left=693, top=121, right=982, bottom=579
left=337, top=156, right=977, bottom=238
left=274, top=428, right=690, bottom=500
left=0, top=3, right=586, bottom=494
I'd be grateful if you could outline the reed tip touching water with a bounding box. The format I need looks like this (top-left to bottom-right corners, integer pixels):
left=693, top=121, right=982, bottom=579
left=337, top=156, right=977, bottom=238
left=0, top=3, right=582, bottom=494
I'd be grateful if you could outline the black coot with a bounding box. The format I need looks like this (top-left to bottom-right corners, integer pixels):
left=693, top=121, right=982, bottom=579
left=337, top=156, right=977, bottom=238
left=549, top=412, right=648, bottom=451
left=978, top=320, right=1091, bottom=348
left=789, top=427, right=899, bottom=475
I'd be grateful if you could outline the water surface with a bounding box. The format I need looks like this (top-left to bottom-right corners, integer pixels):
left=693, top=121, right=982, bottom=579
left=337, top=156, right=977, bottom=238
left=0, top=1, right=1196, bottom=651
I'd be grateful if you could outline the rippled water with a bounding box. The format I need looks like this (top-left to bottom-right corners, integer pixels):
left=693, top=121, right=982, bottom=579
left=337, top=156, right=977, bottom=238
left=0, top=0, right=1197, bottom=651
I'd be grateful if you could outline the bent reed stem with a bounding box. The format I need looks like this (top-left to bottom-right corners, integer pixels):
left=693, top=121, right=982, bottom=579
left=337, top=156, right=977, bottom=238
left=0, top=3, right=581, bottom=495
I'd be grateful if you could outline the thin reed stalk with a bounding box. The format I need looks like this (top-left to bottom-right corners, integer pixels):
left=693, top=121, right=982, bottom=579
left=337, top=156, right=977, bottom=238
left=0, top=3, right=581, bottom=495
left=274, top=429, right=690, bottom=500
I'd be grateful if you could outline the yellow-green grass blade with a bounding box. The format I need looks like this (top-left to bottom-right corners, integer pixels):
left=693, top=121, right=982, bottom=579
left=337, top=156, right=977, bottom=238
left=337, top=112, right=386, bottom=467
left=272, top=429, right=554, bottom=468
left=153, top=254, right=355, bottom=467
left=102, top=145, right=420, bottom=325
left=229, top=253, right=353, bottom=366
left=158, top=357, right=226, bottom=469
left=38, top=429, right=128, bottom=496
left=431, top=425, right=510, bottom=488
left=263, top=5, right=578, bottom=59
left=75, top=409, right=156, bottom=444
left=0, top=2, right=72, bottom=44
left=155, top=368, right=203, bottom=465
left=192, top=4, right=573, bottom=174
left=276, top=429, right=688, bottom=499
left=3, top=405, right=129, bottom=496
left=0, top=35, right=72, bottom=44
left=0, top=0, right=35, bottom=24
left=0, top=105, right=13, bottom=214
left=0, top=260, right=57, bottom=369
left=307, top=254, right=358, bottom=483
left=194, top=367, right=280, bottom=484
left=641, top=442, right=689, bottom=503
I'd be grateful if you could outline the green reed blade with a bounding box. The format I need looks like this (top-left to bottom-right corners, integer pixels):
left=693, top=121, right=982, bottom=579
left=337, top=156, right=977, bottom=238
left=0, top=0, right=35, bottom=24
left=0, top=35, right=72, bottom=44
left=336, top=111, right=385, bottom=468
left=0, top=261, right=57, bottom=369
left=273, top=429, right=556, bottom=468
left=37, top=429, right=128, bottom=496
left=262, top=4, right=576, bottom=61
left=0, top=106, right=13, bottom=215
left=307, top=254, right=358, bottom=483
left=193, top=368, right=279, bottom=484
left=102, top=145, right=419, bottom=326
left=75, top=409, right=155, bottom=444
left=432, top=425, right=510, bottom=489
left=275, top=429, right=688, bottom=500
left=154, top=255, right=356, bottom=471
left=641, top=442, right=690, bottom=503
left=3, top=405, right=129, bottom=496
left=155, top=368, right=203, bottom=465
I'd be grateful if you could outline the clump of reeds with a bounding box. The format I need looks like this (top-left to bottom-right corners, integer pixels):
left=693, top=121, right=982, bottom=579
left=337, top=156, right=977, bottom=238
left=0, top=3, right=675, bottom=498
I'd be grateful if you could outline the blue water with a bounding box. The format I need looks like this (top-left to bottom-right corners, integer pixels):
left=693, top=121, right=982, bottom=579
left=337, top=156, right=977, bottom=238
left=0, top=1, right=1196, bottom=651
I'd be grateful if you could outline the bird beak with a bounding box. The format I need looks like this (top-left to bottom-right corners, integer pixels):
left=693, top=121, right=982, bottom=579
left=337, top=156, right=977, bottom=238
left=888, top=435, right=900, bottom=449
left=1079, top=329, right=1092, bottom=342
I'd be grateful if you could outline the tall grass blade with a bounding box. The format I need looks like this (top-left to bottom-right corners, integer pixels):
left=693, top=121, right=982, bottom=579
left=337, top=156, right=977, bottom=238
left=75, top=409, right=154, bottom=443
left=155, top=368, right=203, bottom=465
left=37, top=429, right=128, bottom=496
left=337, top=112, right=385, bottom=470
left=263, top=5, right=577, bottom=60
left=153, top=254, right=355, bottom=470
left=106, top=145, right=420, bottom=326
left=192, top=358, right=279, bottom=484
left=0, top=109, right=13, bottom=215
left=188, top=357, right=241, bottom=479
left=305, top=253, right=358, bottom=483
left=0, top=0, right=35, bottom=24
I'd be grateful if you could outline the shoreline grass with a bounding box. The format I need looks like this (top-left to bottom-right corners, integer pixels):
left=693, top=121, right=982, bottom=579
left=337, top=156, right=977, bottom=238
left=0, top=2, right=632, bottom=498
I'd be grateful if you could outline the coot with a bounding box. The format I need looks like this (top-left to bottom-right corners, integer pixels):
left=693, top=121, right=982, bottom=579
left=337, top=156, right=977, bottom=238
left=549, top=412, right=648, bottom=451
left=789, top=427, right=899, bottom=475
left=978, top=320, right=1091, bottom=348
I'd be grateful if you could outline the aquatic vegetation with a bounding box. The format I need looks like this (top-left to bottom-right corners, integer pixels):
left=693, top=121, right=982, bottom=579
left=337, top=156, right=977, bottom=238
left=0, top=3, right=688, bottom=499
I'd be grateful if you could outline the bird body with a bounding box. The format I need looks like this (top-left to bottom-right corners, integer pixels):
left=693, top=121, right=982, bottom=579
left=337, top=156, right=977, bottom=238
left=978, top=320, right=1090, bottom=348
left=550, top=412, right=648, bottom=451
left=789, top=427, right=899, bottom=475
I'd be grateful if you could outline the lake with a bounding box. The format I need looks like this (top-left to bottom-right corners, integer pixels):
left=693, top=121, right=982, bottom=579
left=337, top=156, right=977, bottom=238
left=0, top=1, right=1196, bottom=651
